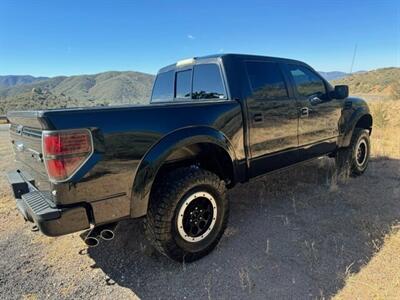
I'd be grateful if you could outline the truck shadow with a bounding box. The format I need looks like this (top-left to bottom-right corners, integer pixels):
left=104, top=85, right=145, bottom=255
left=87, top=156, right=400, bottom=299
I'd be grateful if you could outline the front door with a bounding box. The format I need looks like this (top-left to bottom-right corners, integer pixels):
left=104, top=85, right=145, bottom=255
left=284, top=64, right=342, bottom=160
left=245, top=61, right=299, bottom=177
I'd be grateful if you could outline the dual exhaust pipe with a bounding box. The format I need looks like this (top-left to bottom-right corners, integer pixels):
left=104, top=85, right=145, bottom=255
left=83, top=223, right=117, bottom=247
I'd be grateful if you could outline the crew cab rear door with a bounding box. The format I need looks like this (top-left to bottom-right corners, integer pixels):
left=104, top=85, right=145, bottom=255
left=245, top=60, right=299, bottom=177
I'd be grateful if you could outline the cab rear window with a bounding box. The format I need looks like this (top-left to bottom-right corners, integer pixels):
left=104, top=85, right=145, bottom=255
left=151, top=70, right=174, bottom=102
left=175, top=70, right=192, bottom=99
left=192, top=64, right=226, bottom=99
left=151, top=63, right=226, bottom=102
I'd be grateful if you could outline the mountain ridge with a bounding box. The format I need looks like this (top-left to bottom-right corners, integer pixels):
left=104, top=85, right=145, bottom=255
left=1, top=69, right=349, bottom=88
left=318, top=71, right=348, bottom=81
left=0, top=71, right=155, bottom=113
left=1, top=67, right=398, bottom=114
left=0, top=75, right=49, bottom=89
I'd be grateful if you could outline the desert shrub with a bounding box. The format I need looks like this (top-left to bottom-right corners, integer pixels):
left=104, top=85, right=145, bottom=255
left=371, top=101, right=390, bottom=128
left=391, top=82, right=400, bottom=100
left=369, top=100, right=400, bottom=158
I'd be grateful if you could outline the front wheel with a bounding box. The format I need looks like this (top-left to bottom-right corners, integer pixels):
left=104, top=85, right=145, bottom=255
left=145, top=167, right=229, bottom=262
left=336, top=128, right=371, bottom=177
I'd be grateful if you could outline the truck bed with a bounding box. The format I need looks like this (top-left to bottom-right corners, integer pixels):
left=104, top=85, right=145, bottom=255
left=7, top=100, right=244, bottom=218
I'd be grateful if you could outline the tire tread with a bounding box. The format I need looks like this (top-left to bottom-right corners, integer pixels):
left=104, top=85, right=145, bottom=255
left=144, top=167, right=228, bottom=262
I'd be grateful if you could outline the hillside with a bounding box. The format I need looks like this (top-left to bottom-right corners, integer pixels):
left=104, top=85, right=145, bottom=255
left=0, top=71, right=154, bottom=113
left=318, top=71, right=349, bottom=81
left=0, top=75, right=49, bottom=89
left=332, top=67, right=400, bottom=100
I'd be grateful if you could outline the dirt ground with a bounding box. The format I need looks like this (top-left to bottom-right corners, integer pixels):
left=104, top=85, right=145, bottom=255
left=0, top=108, right=400, bottom=299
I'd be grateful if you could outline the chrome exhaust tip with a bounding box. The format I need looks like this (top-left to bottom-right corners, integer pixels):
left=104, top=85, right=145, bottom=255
left=100, top=229, right=115, bottom=241
left=84, top=236, right=100, bottom=247
left=81, top=222, right=118, bottom=246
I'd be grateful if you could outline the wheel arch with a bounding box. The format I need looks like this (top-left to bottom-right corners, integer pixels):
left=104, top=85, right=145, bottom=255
left=129, top=126, right=238, bottom=217
left=339, top=109, right=373, bottom=148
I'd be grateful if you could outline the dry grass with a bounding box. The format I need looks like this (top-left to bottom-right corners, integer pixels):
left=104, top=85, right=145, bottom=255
left=333, top=68, right=400, bottom=99
left=368, top=99, right=400, bottom=159
left=335, top=230, right=400, bottom=300
left=0, top=129, right=22, bottom=235
left=333, top=98, right=400, bottom=299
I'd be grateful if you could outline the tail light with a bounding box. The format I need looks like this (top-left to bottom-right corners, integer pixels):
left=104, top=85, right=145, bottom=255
left=42, top=129, right=93, bottom=182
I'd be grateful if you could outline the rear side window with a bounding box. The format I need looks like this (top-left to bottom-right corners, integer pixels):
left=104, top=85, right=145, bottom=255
left=151, top=70, right=174, bottom=102
left=245, top=61, right=288, bottom=100
left=175, top=70, right=192, bottom=99
left=192, top=64, right=226, bottom=99
left=287, top=65, right=326, bottom=98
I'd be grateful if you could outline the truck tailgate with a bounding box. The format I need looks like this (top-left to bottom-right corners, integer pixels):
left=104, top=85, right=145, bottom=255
left=7, top=111, right=51, bottom=186
left=9, top=124, right=46, bottom=176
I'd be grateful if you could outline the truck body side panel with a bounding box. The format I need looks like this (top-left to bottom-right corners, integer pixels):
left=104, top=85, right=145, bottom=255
left=40, top=101, right=244, bottom=217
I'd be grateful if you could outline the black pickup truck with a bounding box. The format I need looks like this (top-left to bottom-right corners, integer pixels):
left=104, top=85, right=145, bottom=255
left=6, top=54, right=372, bottom=261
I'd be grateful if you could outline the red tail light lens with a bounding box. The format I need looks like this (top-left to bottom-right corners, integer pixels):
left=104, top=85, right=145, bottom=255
left=42, top=129, right=93, bottom=182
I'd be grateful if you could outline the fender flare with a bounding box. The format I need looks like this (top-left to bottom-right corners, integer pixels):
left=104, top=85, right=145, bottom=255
left=129, top=126, right=238, bottom=217
left=339, top=106, right=372, bottom=148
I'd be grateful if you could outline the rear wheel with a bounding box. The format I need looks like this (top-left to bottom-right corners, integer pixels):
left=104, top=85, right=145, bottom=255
left=336, top=128, right=371, bottom=177
left=145, top=167, right=228, bottom=262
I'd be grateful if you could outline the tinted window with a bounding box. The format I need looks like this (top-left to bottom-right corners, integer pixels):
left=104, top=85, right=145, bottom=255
left=245, top=61, right=288, bottom=100
left=287, top=65, right=326, bottom=98
left=192, top=64, right=226, bottom=99
left=175, top=70, right=192, bottom=99
left=151, top=70, right=174, bottom=102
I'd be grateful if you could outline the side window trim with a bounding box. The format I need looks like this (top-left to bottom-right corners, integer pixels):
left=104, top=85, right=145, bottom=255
left=284, top=63, right=328, bottom=99
left=214, top=63, right=228, bottom=100
left=277, top=63, right=296, bottom=99
left=218, top=59, right=231, bottom=100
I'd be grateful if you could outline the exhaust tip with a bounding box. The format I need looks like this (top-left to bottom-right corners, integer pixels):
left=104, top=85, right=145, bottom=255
left=100, top=229, right=114, bottom=241
left=85, top=236, right=99, bottom=247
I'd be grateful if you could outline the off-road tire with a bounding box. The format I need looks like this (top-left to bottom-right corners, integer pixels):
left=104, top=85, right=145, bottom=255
left=145, top=167, right=228, bottom=262
left=336, top=128, right=370, bottom=178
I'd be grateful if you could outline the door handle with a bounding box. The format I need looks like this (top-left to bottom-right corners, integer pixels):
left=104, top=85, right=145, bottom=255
left=300, top=107, right=309, bottom=117
left=253, top=113, right=264, bottom=123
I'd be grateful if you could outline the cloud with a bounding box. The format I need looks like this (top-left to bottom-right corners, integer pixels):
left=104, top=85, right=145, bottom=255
left=187, top=34, right=195, bottom=40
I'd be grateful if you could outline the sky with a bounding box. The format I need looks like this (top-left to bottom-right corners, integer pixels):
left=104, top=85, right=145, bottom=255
left=0, top=0, right=399, bottom=76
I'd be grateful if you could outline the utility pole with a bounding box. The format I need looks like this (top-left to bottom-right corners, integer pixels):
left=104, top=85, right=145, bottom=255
left=350, top=43, right=358, bottom=74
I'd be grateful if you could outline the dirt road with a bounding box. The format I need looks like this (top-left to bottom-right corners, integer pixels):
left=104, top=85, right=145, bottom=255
left=0, top=124, right=10, bottom=131
left=1, top=128, right=399, bottom=299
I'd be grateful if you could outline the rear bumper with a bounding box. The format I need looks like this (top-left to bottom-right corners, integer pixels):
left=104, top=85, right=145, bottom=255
left=6, top=170, right=90, bottom=236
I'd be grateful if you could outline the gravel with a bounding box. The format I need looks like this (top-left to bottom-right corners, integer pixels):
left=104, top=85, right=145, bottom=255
left=1, top=128, right=399, bottom=299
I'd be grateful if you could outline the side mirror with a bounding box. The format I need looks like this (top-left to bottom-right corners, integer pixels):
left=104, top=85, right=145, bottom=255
left=334, top=85, right=349, bottom=99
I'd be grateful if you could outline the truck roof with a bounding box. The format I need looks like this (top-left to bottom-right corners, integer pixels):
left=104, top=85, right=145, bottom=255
left=158, top=53, right=309, bottom=73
